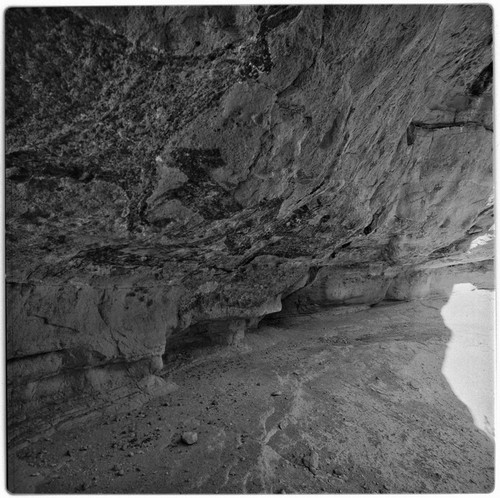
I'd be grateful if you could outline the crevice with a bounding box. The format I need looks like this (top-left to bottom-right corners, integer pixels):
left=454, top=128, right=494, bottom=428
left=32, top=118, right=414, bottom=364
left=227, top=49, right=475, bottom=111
left=468, top=62, right=493, bottom=97
left=363, top=208, right=383, bottom=236
left=29, top=314, right=80, bottom=334
left=257, top=5, right=302, bottom=37
left=407, top=120, right=492, bottom=145
left=306, top=265, right=321, bottom=285
left=411, top=120, right=493, bottom=132
left=7, top=348, right=67, bottom=363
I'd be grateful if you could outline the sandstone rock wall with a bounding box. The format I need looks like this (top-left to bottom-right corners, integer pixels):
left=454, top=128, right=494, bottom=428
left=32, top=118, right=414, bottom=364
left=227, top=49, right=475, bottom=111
left=5, top=5, right=493, bottom=436
left=387, top=260, right=494, bottom=301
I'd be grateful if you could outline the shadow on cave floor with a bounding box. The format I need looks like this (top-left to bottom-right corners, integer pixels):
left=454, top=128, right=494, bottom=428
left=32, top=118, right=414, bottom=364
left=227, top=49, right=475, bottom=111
left=8, top=280, right=495, bottom=494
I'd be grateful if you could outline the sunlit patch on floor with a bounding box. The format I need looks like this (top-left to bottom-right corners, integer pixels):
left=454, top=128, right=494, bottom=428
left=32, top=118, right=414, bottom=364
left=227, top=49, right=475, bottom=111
left=441, top=283, right=495, bottom=439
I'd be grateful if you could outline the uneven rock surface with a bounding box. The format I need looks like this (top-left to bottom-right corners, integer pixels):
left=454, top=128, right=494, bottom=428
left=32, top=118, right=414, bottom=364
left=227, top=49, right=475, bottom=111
left=5, top=5, right=493, bottom=440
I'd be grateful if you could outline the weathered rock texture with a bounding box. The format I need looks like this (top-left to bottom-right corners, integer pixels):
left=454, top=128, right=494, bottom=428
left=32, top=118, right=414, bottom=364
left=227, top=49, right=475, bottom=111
left=5, top=5, right=493, bottom=440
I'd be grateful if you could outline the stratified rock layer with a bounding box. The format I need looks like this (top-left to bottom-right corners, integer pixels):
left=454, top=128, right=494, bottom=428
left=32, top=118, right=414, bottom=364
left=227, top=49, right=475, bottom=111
left=5, top=5, right=493, bottom=439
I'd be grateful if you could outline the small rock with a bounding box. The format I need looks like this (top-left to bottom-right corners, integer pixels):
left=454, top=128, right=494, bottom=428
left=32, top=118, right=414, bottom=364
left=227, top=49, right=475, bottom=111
left=117, top=469, right=125, bottom=476
left=112, top=464, right=121, bottom=471
left=65, top=449, right=72, bottom=457
left=30, top=472, right=41, bottom=477
left=303, top=450, right=320, bottom=473
left=271, top=391, right=282, bottom=397
left=181, top=432, right=198, bottom=445
left=128, top=452, right=134, bottom=457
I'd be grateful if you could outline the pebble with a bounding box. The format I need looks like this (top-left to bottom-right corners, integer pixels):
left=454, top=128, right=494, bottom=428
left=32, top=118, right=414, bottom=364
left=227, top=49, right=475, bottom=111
left=181, top=432, right=198, bottom=445
left=271, top=391, right=283, bottom=397
left=117, top=469, right=125, bottom=476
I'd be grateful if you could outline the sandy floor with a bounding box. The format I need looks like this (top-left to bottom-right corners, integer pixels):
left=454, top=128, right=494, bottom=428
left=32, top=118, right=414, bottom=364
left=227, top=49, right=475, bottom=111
left=8, top=295, right=494, bottom=493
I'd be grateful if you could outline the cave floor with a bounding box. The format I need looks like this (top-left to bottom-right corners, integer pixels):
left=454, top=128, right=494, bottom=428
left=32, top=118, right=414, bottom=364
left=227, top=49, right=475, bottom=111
left=8, top=297, right=494, bottom=494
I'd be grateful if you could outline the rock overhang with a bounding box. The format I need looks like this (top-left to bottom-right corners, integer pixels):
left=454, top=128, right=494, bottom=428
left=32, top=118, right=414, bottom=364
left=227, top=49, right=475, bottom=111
left=5, top=5, right=494, bottom=440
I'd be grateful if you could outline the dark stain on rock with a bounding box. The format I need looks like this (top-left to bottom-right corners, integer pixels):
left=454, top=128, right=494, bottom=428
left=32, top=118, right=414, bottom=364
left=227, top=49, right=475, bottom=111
left=73, top=245, right=165, bottom=269
left=235, top=5, right=301, bottom=81
left=236, top=38, right=272, bottom=80
left=167, top=148, right=241, bottom=221
left=406, top=122, right=416, bottom=146
left=319, top=115, right=339, bottom=149
left=258, top=5, right=302, bottom=37
left=6, top=151, right=87, bottom=183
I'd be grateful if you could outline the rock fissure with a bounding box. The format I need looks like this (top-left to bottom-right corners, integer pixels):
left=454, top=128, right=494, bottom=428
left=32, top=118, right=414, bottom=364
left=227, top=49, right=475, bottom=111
left=29, top=315, right=81, bottom=334
left=411, top=120, right=493, bottom=132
